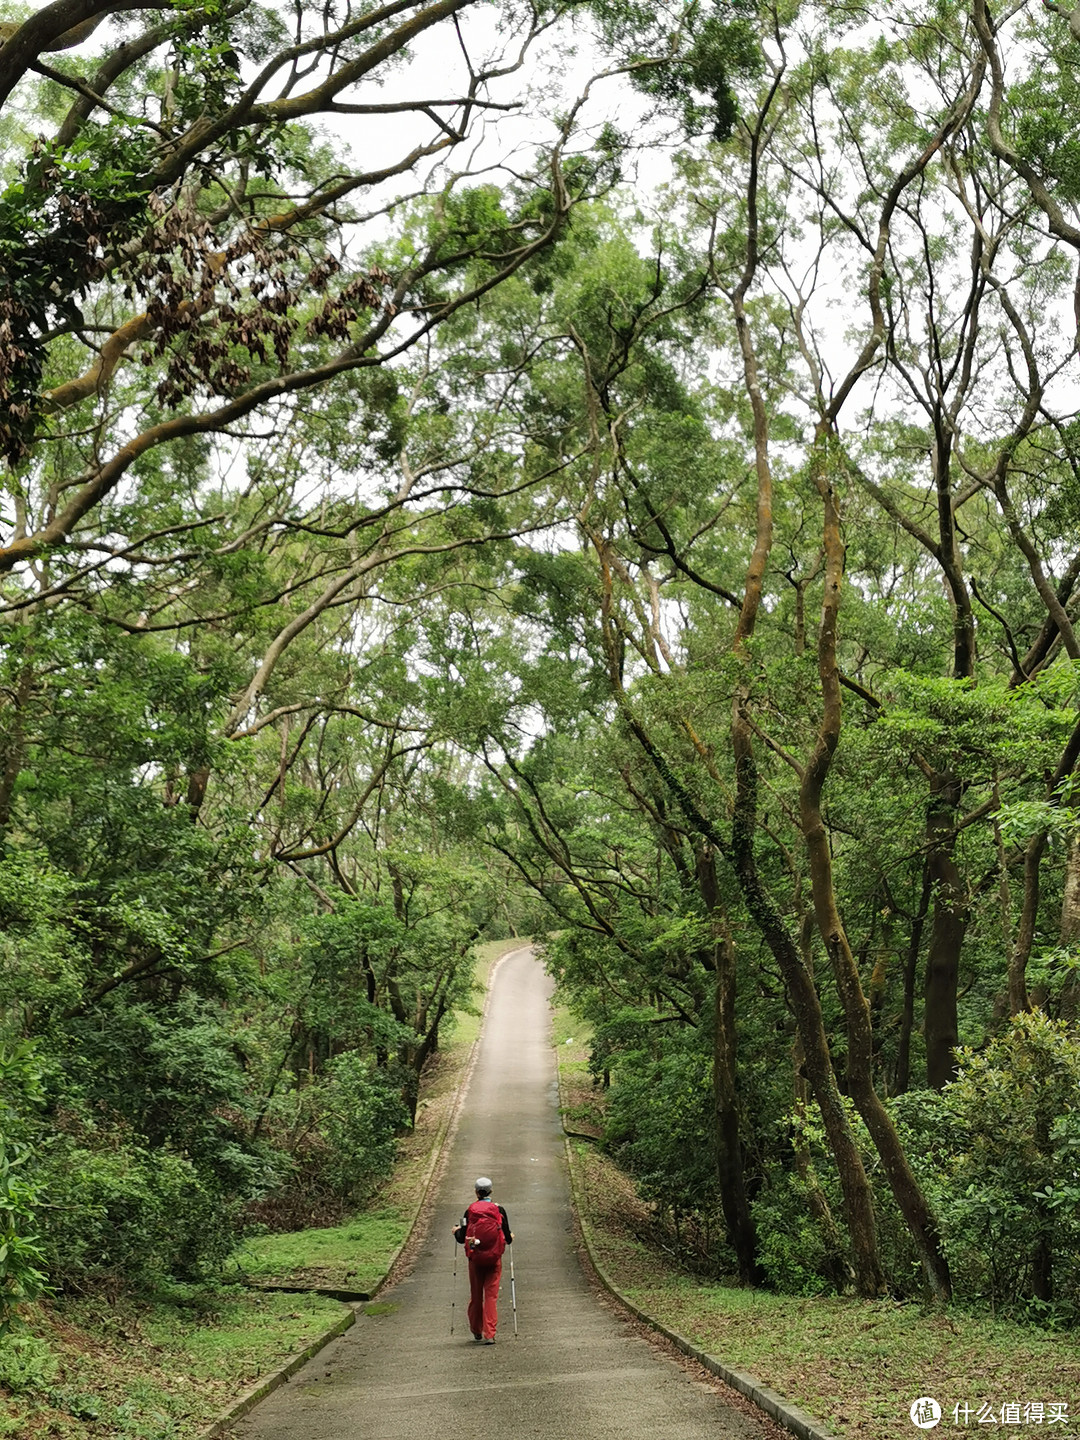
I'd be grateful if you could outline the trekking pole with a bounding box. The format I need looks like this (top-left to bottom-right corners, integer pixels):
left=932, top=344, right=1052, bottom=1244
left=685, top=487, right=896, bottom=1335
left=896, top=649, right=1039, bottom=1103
left=509, top=1247, right=517, bottom=1337
left=450, top=1238, right=459, bottom=1335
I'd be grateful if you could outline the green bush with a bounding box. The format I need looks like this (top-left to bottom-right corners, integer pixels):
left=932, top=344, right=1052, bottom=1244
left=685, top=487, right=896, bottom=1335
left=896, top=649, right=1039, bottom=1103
left=603, top=1043, right=729, bottom=1267
left=606, top=1049, right=717, bottom=1214
left=0, top=1142, right=49, bottom=1336
left=35, top=1135, right=236, bottom=1293
left=892, top=1013, right=1080, bottom=1316
left=317, top=1053, right=410, bottom=1201
left=750, top=1170, right=834, bottom=1296
left=246, top=1052, right=410, bottom=1230
left=0, top=1042, right=49, bottom=1334
left=0, top=1331, right=58, bottom=1392
left=60, top=996, right=261, bottom=1191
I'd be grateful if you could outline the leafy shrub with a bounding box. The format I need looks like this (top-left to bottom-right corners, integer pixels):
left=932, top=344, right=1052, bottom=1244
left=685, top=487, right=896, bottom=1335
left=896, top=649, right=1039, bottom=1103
left=0, top=1142, right=49, bottom=1335
left=603, top=1043, right=728, bottom=1267
left=750, top=1170, right=835, bottom=1296
left=317, top=1053, right=410, bottom=1200
left=892, top=1013, right=1080, bottom=1315
left=606, top=1049, right=717, bottom=1212
left=0, top=1332, right=58, bottom=1392
left=0, top=853, right=84, bottom=1021
left=246, top=1053, right=410, bottom=1230
left=60, top=996, right=260, bottom=1189
left=35, top=1135, right=236, bottom=1293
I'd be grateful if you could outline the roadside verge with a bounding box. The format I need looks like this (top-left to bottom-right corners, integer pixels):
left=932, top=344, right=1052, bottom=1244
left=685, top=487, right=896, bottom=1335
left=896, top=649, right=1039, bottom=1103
left=198, top=1309, right=356, bottom=1440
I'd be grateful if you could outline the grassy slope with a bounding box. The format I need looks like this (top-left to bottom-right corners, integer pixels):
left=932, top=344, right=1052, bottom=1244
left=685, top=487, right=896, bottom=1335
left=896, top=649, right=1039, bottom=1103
left=232, top=1211, right=409, bottom=1294
left=554, top=1004, right=1080, bottom=1440
left=0, top=1288, right=345, bottom=1440
left=1, top=936, right=526, bottom=1440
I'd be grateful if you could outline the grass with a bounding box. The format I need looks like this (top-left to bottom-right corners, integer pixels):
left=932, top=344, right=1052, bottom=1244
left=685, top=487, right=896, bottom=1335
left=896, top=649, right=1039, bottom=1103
left=554, top=1001, right=1080, bottom=1440
left=229, top=1209, right=410, bottom=1293
left=0, top=1287, right=344, bottom=1440
left=551, top=1000, right=604, bottom=1138
left=1, top=934, right=528, bottom=1440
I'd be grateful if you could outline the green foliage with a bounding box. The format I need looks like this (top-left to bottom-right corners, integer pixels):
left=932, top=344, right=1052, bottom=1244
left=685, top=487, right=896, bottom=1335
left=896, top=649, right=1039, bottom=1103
left=894, top=1015, right=1080, bottom=1317
left=868, top=673, right=1074, bottom=786
left=301, top=1055, right=409, bottom=1204
left=1011, top=22, right=1080, bottom=202
left=0, top=853, right=83, bottom=1022
left=0, top=1042, right=48, bottom=1334
left=35, top=1136, right=237, bottom=1293
left=750, top=1172, right=834, bottom=1297
left=593, top=0, right=762, bottom=140
left=0, top=1331, right=57, bottom=1393
left=0, top=1039, right=43, bottom=1134
left=995, top=799, right=1080, bottom=850
left=0, top=131, right=148, bottom=459
left=605, top=1042, right=718, bottom=1217
left=60, top=997, right=265, bottom=1186
left=0, top=1141, right=48, bottom=1335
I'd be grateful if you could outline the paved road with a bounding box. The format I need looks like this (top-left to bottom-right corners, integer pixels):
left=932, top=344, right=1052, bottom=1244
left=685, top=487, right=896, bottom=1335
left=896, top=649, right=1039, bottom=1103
left=235, top=946, right=774, bottom=1440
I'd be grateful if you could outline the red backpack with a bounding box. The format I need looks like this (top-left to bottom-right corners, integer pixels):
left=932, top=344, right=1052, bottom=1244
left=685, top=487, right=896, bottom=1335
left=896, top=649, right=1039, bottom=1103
left=465, top=1200, right=505, bottom=1260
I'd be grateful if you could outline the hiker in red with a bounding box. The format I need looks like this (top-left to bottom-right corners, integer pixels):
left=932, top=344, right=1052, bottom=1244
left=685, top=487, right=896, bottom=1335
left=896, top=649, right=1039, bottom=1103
left=452, top=1176, right=512, bottom=1343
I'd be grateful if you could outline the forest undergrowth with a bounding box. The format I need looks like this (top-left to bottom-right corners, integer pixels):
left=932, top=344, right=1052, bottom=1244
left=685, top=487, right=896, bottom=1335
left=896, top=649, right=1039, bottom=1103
left=555, top=1007, right=1080, bottom=1440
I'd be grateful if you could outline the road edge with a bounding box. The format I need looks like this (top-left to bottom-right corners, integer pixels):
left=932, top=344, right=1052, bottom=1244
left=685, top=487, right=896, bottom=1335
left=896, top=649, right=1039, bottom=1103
left=197, top=943, right=525, bottom=1439
left=557, top=1072, right=839, bottom=1440
left=196, top=1308, right=356, bottom=1439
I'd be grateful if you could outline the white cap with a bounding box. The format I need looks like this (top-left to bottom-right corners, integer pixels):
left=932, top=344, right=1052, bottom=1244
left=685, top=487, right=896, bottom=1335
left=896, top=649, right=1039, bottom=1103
left=474, top=1176, right=493, bottom=1193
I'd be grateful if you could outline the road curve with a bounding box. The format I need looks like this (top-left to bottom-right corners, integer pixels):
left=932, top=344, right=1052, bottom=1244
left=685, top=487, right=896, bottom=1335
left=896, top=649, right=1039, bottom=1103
left=235, top=946, right=774, bottom=1440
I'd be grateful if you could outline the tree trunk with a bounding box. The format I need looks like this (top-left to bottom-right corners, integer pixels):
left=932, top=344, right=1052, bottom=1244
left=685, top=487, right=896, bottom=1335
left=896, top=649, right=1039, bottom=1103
left=0, top=662, right=32, bottom=830
left=801, top=433, right=951, bottom=1301
left=793, top=917, right=854, bottom=1290
left=1009, top=832, right=1046, bottom=1016
left=1031, top=1226, right=1054, bottom=1302
left=731, top=711, right=887, bottom=1298
left=697, top=847, right=760, bottom=1284
left=924, top=771, right=966, bottom=1089
left=1060, top=832, right=1080, bottom=948
left=803, top=795, right=952, bottom=1298
left=1058, top=832, right=1080, bottom=1020
left=722, top=237, right=887, bottom=1292
left=895, top=865, right=931, bottom=1094
left=410, top=993, right=448, bottom=1112
left=185, top=763, right=211, bottom=818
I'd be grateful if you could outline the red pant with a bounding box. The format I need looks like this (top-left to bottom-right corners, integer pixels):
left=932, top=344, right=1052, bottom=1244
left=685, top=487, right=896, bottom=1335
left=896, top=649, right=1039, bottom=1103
left=467, top=1257, right=501, bottom=1339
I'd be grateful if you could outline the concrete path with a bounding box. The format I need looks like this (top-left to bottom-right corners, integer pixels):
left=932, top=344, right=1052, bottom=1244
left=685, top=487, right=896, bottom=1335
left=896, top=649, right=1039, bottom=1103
left=235, top=946, right=775, bottom=1440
